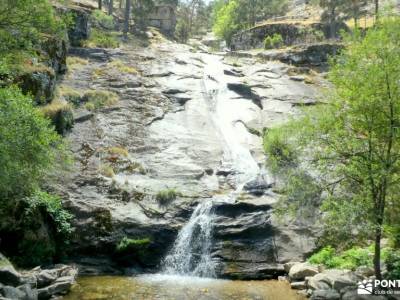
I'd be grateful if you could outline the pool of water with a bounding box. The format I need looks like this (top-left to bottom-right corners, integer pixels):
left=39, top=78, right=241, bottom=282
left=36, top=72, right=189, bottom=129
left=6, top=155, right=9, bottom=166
left=63, top=274, right=306, bottom=300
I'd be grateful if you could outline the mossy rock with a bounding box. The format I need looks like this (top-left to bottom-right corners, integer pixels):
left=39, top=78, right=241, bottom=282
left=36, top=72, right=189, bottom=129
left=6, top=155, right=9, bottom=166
left=18, top=68, right=56, bottom=105
left=114, top=237, right=154, bottom=266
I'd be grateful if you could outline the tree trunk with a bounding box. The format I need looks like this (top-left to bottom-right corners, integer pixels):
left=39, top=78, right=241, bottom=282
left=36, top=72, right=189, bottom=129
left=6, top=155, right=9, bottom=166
left=98, top=0, right=102, bottom=10
left=124, top=0, right=131, bottom=38
left=330, top=7, right=336, bottom=39
left=119, top=0, right=123, bottom=9
left=374, top=225, right=382, bottom=279
left=109, top=0, right=113, bottom=15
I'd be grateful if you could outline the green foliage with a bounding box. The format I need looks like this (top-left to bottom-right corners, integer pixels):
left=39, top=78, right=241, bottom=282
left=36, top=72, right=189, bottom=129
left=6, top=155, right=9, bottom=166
left=92, top=9, right=115, bottom=30
left=175, top=17, right=190, bottom=43
left=83, top=28, right=120, bottom=48
left=24, top=191, right=72, bottom=236
left=212, top=0, right=241, bottom=45
left=212, top=0, right=289, bottom=44
left=13, top=190, right=72, bottom=266
left=40, top=101, right=74, bottom=135
left=309, top=246, right=372, bottom=270
left=0, top=0, right=67, bottom=54
left=263, top=126, right=298, bottom=172
left=83, top=90, right=119, bottom=111
left=264, top=33, right=283, bottom=49
left=385, top=249, right=400, bottom=280
left=156, top=189, right=181, bottom=206
left=116, top=237, right=151, bottom=254
left=0, top=86, right=63, bottom=200
left=266, top=18, right=400, bottom=275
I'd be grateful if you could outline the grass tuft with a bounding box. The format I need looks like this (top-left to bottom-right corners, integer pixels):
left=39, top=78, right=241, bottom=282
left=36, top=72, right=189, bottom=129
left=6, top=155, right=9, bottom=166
left=83, top=90, right=119, bottom=111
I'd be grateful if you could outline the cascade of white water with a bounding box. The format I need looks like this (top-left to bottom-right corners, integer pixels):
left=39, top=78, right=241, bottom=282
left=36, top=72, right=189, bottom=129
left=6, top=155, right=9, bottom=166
left=163, top=200, right=216, bottom=277
left=162, top=54, right=261, bottom=277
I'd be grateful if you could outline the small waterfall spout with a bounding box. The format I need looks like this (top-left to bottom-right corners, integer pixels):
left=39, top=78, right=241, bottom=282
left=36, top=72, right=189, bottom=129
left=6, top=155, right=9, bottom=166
left=162, top=200, right=216, bottom=277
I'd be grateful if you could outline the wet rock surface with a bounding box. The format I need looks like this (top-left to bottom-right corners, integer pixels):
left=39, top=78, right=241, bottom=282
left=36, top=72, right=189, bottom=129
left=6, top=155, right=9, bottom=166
left=56, top=34, right=324, bottom=278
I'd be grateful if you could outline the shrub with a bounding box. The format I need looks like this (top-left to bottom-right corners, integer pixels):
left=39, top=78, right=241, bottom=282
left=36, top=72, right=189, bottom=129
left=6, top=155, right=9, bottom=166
left=264, top=33, right=284, bottom=49
left=108, top=60, right=138, bottom=74
left=99, top=164, right=115, bottom=178
left=156, top=189, right=180, bottom=206
left=106, top=146, right=129, bottom=157
left=83, top=28, right=119, bottom=48
left=263, top=127, right=298, bottom=172
left=17, top=190, right=73, bottom=266
left=0, top=86, right=63, bottom=199
left=24, top=191, right=72, bottom=237
left=385, top=250, right=400, bottom=280
left=92, top=9, right=114, bottom=30
left=308, top=246, right=373, bottom=270
left=40, top=100, right=74, bottom=135
left=83, top=90, right=119, bottom=111
left=308, top=246, right=336, bottom=266
left=56, top=86, right=82, bottom=106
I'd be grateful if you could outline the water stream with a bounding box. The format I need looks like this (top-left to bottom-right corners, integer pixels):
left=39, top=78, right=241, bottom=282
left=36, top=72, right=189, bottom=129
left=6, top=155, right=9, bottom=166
left=162, top=54, right=261, bottom=278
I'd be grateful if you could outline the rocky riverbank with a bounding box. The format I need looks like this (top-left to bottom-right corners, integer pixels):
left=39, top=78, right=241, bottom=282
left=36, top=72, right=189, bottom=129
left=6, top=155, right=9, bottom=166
left=284, top=262, right=394, bottom=300
left=0, top=254, right=77, bottom=300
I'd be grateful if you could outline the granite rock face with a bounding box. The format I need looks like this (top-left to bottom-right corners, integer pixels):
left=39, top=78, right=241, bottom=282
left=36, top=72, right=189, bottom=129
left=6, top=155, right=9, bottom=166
left=55, top=35, right=324, bottom=278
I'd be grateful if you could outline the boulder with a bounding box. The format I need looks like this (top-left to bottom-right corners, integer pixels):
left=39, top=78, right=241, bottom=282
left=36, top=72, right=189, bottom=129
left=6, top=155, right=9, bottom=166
left=355, top=266, right=375, bottom=278
left=291, top=281, right=306, bottom=290
left=289, top=263, right=319, bottom=281
left=310, top=289, right=340, bottom=300
left=54, top=4, right=91, bottom=47
left=41, top=36, right=68, bottom=75
left=36, top=271, right=57, bottom=288
left=18, top=283, right=38, bottom=300
left=0, top=266, right=21, bottom=287
left=37, top=279, right=73, bottom=300
left=341, top=288, right=387, bottom=300
left=1, top=286, right=26, bottom=300
left=284, top=262, right=300, bottom=273
left=307, top=273, right=332, bottom=290
left=18, top=68, right=56, bottom=105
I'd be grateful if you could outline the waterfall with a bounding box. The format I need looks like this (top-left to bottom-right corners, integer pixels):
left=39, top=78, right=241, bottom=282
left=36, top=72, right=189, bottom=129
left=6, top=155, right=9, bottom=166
left=162, top=200, right=216, bottom=277
left=162, top=54, right=262, bottom=278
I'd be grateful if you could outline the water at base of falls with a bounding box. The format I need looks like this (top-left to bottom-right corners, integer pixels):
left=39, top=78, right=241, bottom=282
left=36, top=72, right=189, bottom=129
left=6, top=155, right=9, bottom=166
left=162, top=200, right=216, bottom=277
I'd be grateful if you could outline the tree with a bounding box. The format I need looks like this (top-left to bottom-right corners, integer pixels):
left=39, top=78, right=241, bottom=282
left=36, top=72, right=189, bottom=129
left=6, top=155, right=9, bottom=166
left=344, top=0, right=368, bottom=28
left=319, top=0, right=347, bottom=38
left=0, top=0, right=64, bottom=54
left=272, top=18, right=400, bottom=279
left=98, top=0, right=103, bottom=9
left=132, top=0, right=154, bottom=30
left=0, top=87, right=63, bottom=200
left=212, top=0, right=289, bottom=44
left=124, top=0, right=131, bottom=38
left=109, top=0, right=114, bottom=15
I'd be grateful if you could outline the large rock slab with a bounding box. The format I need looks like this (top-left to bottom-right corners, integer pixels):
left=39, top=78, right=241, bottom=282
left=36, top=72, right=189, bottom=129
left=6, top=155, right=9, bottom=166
left=289, top=262, right=319, bottom=280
